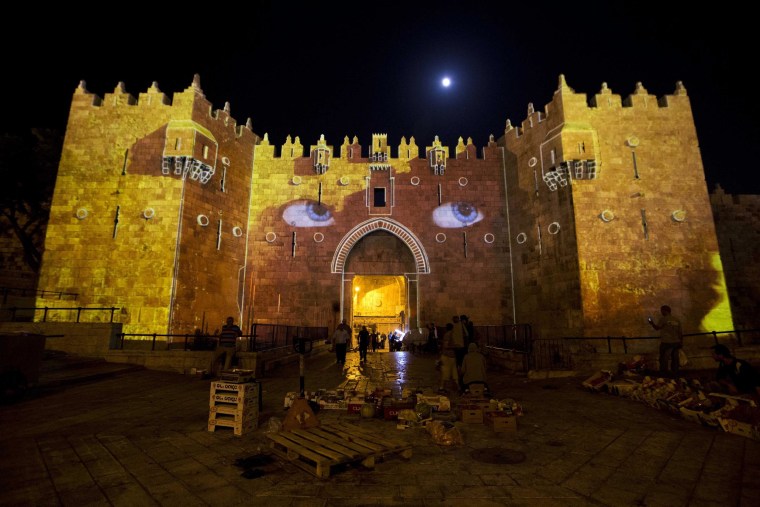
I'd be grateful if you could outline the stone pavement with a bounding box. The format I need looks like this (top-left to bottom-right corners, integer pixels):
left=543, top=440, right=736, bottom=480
left=1, top=348, right=758, bottom=506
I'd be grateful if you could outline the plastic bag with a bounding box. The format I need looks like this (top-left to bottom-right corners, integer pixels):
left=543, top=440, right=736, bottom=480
left=265, top=417, right=282, bottom=433
left=426, top=420, right=464, bottom=446
left=679, top=348, right=689, bottom=366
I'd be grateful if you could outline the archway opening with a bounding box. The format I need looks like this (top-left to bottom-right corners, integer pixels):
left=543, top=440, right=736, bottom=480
left=351, top=275, right=407, bottom=338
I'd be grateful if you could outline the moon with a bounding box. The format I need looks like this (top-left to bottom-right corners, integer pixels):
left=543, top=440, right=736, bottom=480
left=441, top=77, right=451, bottom=87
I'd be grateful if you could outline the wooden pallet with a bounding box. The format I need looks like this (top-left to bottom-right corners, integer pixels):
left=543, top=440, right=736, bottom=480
left=266, top=421, right=412, bottom=479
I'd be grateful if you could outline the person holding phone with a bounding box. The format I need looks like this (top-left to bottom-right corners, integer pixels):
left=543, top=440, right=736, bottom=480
left=648, top=305, right=683, bottom=375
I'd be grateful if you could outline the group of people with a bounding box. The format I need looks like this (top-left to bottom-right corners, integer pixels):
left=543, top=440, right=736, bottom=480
left=437, top=314, right=488, bottom=395
left=329, top=315, right=490, bottom=395
left=649, top=305, right=760, bottom=398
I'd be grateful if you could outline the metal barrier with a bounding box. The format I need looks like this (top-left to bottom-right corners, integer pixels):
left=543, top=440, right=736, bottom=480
left=562, top=328, right=760, bottom=355
left=531, top=338, right=574, bottom=370
left=480, top=324, right=532, bottom=352
left=116, top=323, right=328, bottom=352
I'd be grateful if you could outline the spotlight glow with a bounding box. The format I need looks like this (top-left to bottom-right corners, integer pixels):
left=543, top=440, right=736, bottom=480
left=441, top=77, right=451, bottom=87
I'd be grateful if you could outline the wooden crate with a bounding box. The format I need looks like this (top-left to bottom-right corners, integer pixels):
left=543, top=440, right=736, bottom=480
left=209, top=381, right=260, bottom=436
left=208, top=417, right=256, bottom=436
left=209, top=405, right=257, bottom=422
left=459, top=405, right=483, bottom=424
left=267, top=422, right=412, bottom=479
left=485, top=411, right=517, bottom=432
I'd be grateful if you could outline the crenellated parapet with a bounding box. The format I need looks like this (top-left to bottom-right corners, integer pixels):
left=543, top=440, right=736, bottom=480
left=67, top=75, right=256, bottom=143
left=504, top=75, right=695, bottom=147
left=340, top=135, right=362, bottom=160
left=397, top=136, right=419, bottom=160
left=281, top=135, right=305, bottom=160
left=455, top=137, right=477, bottom=159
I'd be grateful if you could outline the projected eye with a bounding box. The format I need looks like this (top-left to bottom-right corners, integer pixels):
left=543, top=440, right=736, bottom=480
left=282, top=200, right=335, bottom=227
left=433, top=201, right=483, bottom=228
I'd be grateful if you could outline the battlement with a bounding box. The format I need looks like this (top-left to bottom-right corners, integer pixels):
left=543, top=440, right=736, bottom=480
left=503, top=75, right=692, bottom=144
left=255, top=133, right=496, bottom=161
left=70, top=75, right=256, bottom=140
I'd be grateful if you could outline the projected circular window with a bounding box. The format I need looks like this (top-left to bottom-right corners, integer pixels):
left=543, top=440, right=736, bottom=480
left=484, top=233, right=495, bottom=244
left=528, top=157, right=538, bottom=167
left=143, top=207, right=155, bottom=220
left=265, top=232, right=277, bottom=243
left=197, top=214, right=210, bottom=227
left=313, top=232, right=324, bottom=243
left=516, top=232, right=527, bottom=244
left=292, top=175, right=302, bottom=185
left=600, top=210, right=614, bottom=222
left=232, top=226, right=243, bottom=237
left=548, top=222, right=561, bottom=235
left=411, top=176, right=420, bottom=186
left=435, top=233, right=447, bottom=243
left=672, top=210, right=687, bottom=222
left=76, top=208, right=88, bottom=220
left=459, top=177, right=468, bottom=187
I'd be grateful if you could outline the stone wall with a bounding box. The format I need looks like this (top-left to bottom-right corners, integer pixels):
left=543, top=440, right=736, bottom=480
left=710, top=186, right=760, bottom=330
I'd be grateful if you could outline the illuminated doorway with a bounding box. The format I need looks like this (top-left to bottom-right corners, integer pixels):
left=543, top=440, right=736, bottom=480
left=351, top=275, right=407, bottom=337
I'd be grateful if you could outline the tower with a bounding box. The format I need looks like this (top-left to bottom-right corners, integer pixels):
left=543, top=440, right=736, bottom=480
left=35, top=77, right=257, bottom=335
left=499, top=76, right=733, bottom=338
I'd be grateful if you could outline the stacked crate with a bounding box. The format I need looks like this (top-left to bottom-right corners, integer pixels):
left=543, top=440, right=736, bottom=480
left=208, top=380, right=259, bottom=436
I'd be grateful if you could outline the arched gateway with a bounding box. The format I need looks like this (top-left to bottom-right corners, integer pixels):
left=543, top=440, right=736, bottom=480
left=331, top=218, right=430, bottom=274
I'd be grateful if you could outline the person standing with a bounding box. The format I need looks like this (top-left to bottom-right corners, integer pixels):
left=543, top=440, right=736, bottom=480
left=331, top=320, right=350, bottom=365
left=358, top=326, right=370, bottom=362
left=216, top=316, right=242, bottom=372
left=648, top=305, right=682, bottom=375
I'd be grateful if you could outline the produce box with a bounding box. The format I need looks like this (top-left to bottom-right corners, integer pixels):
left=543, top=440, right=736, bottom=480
left=383, top=399, right=415, bottom=420
left=582, top=370, right=613, bottom=392
left=459, top=405, right=483, bottom=423
left=485, top=410, right=517, bottom=432
left=416, top=395, right=451, bottom=412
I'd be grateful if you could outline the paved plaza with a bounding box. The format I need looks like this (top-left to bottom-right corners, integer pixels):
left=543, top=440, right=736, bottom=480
left=1, top=348, right=758, bottom=506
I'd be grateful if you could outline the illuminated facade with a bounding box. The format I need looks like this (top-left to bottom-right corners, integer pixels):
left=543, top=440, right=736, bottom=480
left=34, top=75, right=734, bottom=338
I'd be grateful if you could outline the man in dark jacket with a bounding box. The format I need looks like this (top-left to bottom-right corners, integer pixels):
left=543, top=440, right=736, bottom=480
left=711, top=344, right=760, bottom=397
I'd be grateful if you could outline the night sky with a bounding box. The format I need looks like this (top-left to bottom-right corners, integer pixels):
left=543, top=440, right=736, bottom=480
left=4, top=2, right=754, bottom=194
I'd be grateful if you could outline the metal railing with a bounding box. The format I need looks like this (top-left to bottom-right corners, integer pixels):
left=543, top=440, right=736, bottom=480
left=0, top=306, right=119, bottom=323
left=480, top=324, right=533, bottom=352
left=0, top=287, right=79, bottom=304
left=116, top=323, right=329, bottom=352
left=562, top=328, right=760, bottom=355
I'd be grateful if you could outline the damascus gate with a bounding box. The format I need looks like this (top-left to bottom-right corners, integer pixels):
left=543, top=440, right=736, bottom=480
left=33, top=75, right=733, bottom=340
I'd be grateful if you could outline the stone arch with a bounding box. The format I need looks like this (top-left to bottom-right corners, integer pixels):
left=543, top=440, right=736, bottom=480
left=331, top=218, right=430, bottom=273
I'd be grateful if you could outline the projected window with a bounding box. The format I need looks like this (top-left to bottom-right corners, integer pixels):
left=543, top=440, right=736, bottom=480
left=374, top=188, right=386, bottom=207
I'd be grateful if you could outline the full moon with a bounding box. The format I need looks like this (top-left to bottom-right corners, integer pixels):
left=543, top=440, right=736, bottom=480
left=442, top=77, right=451, bottom=87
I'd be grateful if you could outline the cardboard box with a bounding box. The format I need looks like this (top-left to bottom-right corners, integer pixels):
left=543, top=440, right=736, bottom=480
left=582, top=371, right=613, bottom=392
left=347, top=402, right=364, bottom=415
left=460, top=405, right=483, bottom=423
left=416, top=395, right=451, bottom=412
left=486, top=411, right=517, bottom=432
left=383, top=400, right=414, bottom=420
